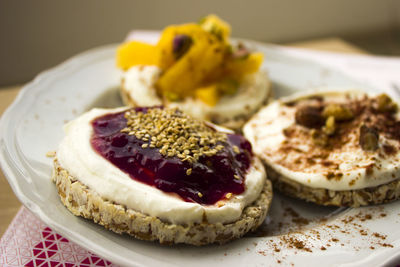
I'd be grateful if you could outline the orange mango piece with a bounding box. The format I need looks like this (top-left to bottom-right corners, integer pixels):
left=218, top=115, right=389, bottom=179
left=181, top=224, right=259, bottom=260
left=225, top=52, right=264, bottom=78
left=156, top=23, right=209, bottom=71
left=157, top=28, right=225, bottom=98
left=116, top=41, right=158, bottom=70
left=195, top=84, right=219, bottom=106
left=199, top=14, right=231, bottom=42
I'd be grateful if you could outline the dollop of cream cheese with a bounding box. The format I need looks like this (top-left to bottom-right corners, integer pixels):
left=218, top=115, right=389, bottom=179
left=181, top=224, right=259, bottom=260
left=57, top=108, right=266, bottom=225
left=243, top=90, right=400, bottom=191
left=122, top=65, right=270, bottom=125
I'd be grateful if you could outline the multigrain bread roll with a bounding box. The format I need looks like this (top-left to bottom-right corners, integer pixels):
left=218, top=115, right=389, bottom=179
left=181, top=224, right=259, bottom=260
left=53, top=106, right=273, bottom=245
left=244, top=90, right=400, bottom=207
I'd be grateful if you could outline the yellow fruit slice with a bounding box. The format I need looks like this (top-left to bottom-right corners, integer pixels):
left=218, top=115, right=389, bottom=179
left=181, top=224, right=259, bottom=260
left=157, top=27, right=225, bottom=98
left=157, top=23, right=208, bottom=70
left=116, top=41, right=158, bottom=70
left=199, top=14, right=231, bottom=42
left=195, top=84, right=219, bottom=106
left=116, top=15, right=264, bottom=102
left=224, top=52, right=264, bottom=77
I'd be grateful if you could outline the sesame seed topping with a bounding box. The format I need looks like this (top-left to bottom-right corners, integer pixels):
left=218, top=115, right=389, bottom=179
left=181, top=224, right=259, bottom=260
left=234, top=174, right=240, bottom=180
left=123, top=107, right=227, bottom=162
left=233, top=145, right=240, bottom=154
left=226, top=193, right=232, bottom=199
left=198, top=192, right=203, bottom=198
left=186, top=168, right=192, bottom=175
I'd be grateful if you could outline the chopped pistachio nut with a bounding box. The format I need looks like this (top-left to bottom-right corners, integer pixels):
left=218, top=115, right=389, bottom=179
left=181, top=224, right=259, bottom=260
left=322, top=104, right=354, bottom=121
left=359, top=125, right=379, bottom=151
left=311, top=129, right=328, bottom=147
left=231, top=43, right=250, bottom=60
left=375, top=94, right=397, bottom=113
left=199, top=14, right=230, bottom=41
left=123, top=108, right=227, bottom=163
left=163, top=91, right=181, bottom=101
left=295, top=106, right=324, bottom=128
left=217, top=79, right=239, bottom=95
left=322, top=116, right=336, bottom=136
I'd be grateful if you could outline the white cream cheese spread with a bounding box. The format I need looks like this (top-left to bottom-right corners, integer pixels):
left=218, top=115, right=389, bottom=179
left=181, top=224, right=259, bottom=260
left=57, top=108, right=266, bottom=225
left=244, top=90, right=400, bottom=191
left=121, top=65, right=270, bottom=125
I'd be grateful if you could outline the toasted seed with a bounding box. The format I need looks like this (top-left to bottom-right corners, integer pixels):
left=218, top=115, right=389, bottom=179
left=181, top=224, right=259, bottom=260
left=122, top=107, right=228, bottom=162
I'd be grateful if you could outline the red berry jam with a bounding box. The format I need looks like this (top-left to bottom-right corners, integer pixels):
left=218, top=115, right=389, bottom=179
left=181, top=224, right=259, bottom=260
left=90, top=108, right=253, bottom=205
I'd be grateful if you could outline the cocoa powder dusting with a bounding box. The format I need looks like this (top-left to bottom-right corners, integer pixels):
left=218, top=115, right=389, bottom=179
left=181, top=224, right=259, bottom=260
left=253, top=205, right=394, bottom=265
left=277, top=94, right=400, bottom=175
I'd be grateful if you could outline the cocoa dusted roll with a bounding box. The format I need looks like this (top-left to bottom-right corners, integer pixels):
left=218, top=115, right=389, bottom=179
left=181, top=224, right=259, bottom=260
left=244, top=90, right=400, bottom=207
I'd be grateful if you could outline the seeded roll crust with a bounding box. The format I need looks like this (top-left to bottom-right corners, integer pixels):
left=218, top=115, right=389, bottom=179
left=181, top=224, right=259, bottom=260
left=244, top=90, right=400, bottom=207
left=52, top=158, right=272, bottom=246
left=267, top=166, right=400, bottom=207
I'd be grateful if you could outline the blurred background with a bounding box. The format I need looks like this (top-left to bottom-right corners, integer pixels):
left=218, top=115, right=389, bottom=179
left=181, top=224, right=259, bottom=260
left=0, top=0, right=399, bottom=86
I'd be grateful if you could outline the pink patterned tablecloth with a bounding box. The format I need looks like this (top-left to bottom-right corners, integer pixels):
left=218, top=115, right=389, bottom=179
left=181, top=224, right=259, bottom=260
left=0, top=207, right=118, bottom=267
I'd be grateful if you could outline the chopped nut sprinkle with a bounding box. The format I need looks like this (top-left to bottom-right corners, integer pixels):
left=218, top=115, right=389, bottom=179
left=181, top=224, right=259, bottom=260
left=226, top=192, right=232, bottom=199
left=123, top=108, right=227, bottom=163
left=359, top=125, right=379, bottom=151
left=323, top=116, right=336, bottom=136
left=295, top=105, right=324, bottom=128
left=375, top=93, right=397, bottom=113
left=322, top=104, right=354, bottom=121
left=311, top=129, right=328, bottom=147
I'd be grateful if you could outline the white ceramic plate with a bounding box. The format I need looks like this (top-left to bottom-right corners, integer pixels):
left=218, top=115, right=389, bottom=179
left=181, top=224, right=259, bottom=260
left=1, top=43, right=400, bottom=267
